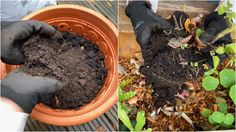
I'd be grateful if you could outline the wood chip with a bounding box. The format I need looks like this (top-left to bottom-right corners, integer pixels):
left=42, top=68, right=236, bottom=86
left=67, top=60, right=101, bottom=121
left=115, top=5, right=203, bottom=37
left=127, top=96, right=138, bottom=105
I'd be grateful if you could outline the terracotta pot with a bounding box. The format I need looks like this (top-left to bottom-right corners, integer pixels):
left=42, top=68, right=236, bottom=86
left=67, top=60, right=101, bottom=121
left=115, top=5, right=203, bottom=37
left=0, top=4, right=118, bottom=126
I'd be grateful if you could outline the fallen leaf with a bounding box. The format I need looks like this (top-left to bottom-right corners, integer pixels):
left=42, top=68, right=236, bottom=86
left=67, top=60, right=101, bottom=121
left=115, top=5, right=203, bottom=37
left=128, top=96, right=138, bottom=105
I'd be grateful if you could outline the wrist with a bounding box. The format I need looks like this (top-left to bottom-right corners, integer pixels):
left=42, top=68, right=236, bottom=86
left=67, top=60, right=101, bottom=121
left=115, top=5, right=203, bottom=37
left=0, top=97, right=23, bottom=112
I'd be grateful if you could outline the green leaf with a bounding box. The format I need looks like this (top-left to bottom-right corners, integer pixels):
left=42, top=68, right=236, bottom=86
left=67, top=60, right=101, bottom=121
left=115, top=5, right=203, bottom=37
left=180, top=43, right=188, bottom=49
left=212, top=56, right=220, bottom=69
left=218, top=4, right=226, bottom=15
left=225, top=44, right=236, bottom=55
left=204, top=69, right=217, bottom=77
left=227, top=0, right=233, bottom=8
left=208, top=115, right=215, bottom=124
left=218, top=102, right=228, bottom=114
left=223, top=113, right=235, bottom=126
left=229, top=85, right=236, bottom=104
left=120, top=76, right=135, bottom=89
left=196, top=28, right=203, bottom=37
left=211, top=112, right=225, bottom=124
left=120, top=91, right=136, bottom=102
left=121, top=105, right=132, bottom=114
left=215, top=46, right=225, bottom=54
left=202, top=76, right=219, bottom=91
left=200, top=108, right=212, bottom=117
left=219, top=69, right=236, bottom=88
left=119, top=86, right=136, bottom=102
left=145, top=128, right=152, bottom=132
left=134, top=110, right=146, bottom=131
left=118, top=108, right=134, bottom=131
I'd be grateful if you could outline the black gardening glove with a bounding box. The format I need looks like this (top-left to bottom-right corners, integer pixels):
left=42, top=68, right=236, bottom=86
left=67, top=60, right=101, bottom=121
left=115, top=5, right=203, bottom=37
left=197, top=12, right=232, bottom=67
left=198, top=11, right=232, bottom=52
left=167, top=11, right=196, bottom=33
left=125, top=1, right=173, bottom=47
left=1, top=20, right=56, bottom=64
left=1, top=69, right=63, bottom=113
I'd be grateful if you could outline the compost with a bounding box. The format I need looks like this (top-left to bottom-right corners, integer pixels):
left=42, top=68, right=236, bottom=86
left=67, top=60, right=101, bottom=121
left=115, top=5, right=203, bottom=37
left=22, top=32, right=107, bottom=109
left=140, top=29, right=204, bottom=107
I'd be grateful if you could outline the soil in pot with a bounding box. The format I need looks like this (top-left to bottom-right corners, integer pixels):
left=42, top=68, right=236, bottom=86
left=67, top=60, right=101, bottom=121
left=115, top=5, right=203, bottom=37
left=22, top=31, right=107, bottom=109
left=140, top=28, right=205, bottom=107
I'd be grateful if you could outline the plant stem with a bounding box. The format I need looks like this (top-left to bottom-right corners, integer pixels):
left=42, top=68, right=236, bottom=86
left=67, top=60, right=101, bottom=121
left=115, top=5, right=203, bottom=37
left=211, top=25, right=236, bottom=44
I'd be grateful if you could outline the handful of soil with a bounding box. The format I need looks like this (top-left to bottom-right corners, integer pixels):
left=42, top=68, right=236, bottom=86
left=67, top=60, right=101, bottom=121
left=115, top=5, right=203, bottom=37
left=140, top=28, right=204, bottom=107
left=22, top=32, right=107, bottom=109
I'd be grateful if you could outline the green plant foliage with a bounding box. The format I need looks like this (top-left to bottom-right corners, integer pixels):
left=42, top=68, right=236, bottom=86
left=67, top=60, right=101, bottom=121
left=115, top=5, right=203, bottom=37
left=208, top=115, right=215, bottom=124
left=145, top=128, right=152, bottom=132
left=213, top=56, right=220, bottom=69
left=118, top=103, right=134, bottom=131
left=121, top=105, right=132, bottom=114
left=180, top=43, right=188, bottom=50
left=190, top=62, right=198, bottom=67
left=204, top=69, right=218, bottom=77
left=218, top=0, right=236, bottom=26
left=200, top=108, right=212, bottom=117
left=218, top=4, right=226, bottom=15
left=211, top=112, right=225, bottom=124
left=229, top=85, right=236, bottom=104
left=219, top=69, right=235, bottom=88
left=134, top=110, right=146, bottom=131
left=202, top=76, right=219, bottom=91
left=223, top=113, right=235, bottom=126
left=218, top=102, right=228, bottom=114
left=225, top=43, right=236, bottom=55
left=196, top=28, right=203, bottom=37
left=120, top=76, right=135, bottom=89
left=119, top=86, right=136, bottom=102
left=215, top=46, right=225, bottom=54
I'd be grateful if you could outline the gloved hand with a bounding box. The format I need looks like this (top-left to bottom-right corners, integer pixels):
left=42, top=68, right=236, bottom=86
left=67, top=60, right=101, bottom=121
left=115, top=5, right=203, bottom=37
left=196, top=11, right=232, bottom=52
left=195, top=11, right=233, bottom=68
left=1, top=69, right=63, bottom=113
left=167, top=11, right=196, bottom=33
left=1, top=20, right=56, bottom=64
left=125, top=1, right=173, bottom=46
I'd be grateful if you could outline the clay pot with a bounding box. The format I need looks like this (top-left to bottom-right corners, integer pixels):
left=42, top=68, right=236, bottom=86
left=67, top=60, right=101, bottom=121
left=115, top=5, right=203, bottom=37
left=0, top=4, right=118, bottom=126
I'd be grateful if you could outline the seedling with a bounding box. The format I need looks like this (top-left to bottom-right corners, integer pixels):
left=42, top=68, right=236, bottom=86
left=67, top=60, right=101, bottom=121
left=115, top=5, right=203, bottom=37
left=195, top=28, right=204, bottom=37
left=118, top=77, right=151, bottom=131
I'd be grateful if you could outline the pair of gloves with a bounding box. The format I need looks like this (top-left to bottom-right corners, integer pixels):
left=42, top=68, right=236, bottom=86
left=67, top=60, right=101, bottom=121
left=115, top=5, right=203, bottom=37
left=125, top=1, right=232, bottom=61
left=1, top=21, right=63, bottom=113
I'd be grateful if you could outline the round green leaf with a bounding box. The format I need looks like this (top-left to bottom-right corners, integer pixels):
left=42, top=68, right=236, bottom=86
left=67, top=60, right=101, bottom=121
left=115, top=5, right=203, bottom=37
left=219, top=69, right=236, bottom=88
left=223, top=113, right=235, bottom=126
left=201, top=108, right=212, bottom=118
left=225, top=44, right=236, bottom=55
left=229, top=85, right=236, bottom=104
left=208, top=115, right=215, bottom=124
left=211, top=112, right=225, bottom=124
left=202, top=76, right=219, bottom=91
left=215, top=46, right=225, bottom=54
left=218, top=102, right=228, bottom=114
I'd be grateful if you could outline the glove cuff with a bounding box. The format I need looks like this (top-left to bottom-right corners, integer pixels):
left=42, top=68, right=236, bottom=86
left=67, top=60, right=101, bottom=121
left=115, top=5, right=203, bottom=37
left=1, top=85, right=37, bottom=113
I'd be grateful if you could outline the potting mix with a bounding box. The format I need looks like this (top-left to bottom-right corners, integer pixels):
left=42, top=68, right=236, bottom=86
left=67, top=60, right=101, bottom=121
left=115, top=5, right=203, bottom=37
left=22, top=31, right=107, bottom=109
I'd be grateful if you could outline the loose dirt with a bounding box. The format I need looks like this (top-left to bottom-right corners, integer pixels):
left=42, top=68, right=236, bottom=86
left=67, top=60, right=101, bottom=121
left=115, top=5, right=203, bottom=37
left=140, top=29, right=204, bottom=107
left=22, top=32, right=107, bottom=109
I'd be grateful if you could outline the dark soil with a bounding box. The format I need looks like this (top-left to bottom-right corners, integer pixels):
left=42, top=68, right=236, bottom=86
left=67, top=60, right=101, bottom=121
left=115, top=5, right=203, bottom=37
left=22, top=32, right=107, bottom=109
left=140, top=28, right=204, bottom=107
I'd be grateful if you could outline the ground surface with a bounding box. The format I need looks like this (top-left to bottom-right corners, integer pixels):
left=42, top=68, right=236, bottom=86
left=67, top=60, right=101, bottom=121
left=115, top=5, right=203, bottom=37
left=119, top=58, right=235, bottom=131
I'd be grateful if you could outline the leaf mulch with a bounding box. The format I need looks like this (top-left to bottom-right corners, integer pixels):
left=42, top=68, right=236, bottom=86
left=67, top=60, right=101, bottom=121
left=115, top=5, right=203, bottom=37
left=119, top=58, right=235, bottom=131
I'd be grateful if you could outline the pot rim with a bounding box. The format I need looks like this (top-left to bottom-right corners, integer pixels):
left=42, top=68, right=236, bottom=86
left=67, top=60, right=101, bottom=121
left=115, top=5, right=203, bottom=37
left=21, top=4, right=118, bottom=126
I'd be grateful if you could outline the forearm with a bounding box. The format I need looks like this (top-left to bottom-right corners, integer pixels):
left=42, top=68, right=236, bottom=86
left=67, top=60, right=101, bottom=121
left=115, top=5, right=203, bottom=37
left=0, top=97, right=28, bottom=131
